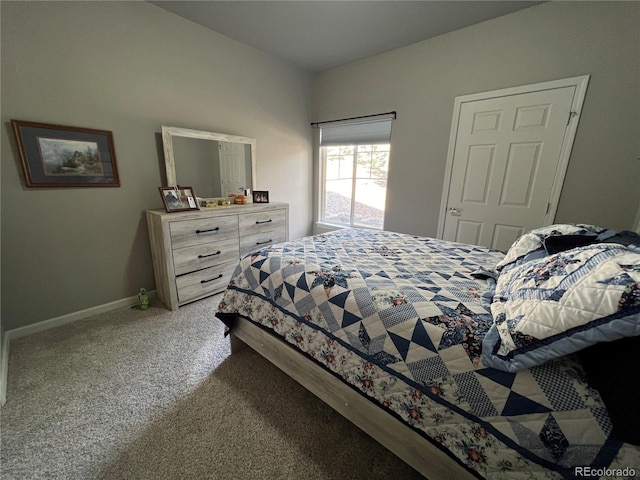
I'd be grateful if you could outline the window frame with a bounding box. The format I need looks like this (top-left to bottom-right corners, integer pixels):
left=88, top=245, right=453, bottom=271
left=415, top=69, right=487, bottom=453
left=317, top=143, right=390, bottom=231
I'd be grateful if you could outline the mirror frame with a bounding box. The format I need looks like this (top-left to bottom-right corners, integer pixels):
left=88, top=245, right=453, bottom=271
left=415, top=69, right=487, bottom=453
left=161, top=125, right=257, bottom=193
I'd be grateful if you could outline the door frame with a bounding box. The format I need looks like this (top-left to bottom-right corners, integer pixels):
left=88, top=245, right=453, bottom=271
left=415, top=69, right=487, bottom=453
left=437, top=75, right=590, bottom=240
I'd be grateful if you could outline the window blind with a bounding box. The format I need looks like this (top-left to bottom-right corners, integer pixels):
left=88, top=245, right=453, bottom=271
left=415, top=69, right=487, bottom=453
left=314, top=112, right=395, bottom=146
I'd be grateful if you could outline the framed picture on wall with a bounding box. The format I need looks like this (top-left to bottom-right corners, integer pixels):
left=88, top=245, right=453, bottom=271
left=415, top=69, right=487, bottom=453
left=10, top=119, right=120, bottom=187
left=253, top=190, right=269, bottom=203
left=159, top=186, right=200, bottom=213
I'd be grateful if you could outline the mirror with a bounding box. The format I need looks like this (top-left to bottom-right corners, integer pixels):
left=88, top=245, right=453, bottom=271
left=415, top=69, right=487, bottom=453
left=162, top=126, right=256, bottom=199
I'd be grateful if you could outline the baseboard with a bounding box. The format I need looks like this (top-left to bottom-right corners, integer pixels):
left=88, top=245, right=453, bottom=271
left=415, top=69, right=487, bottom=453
left=0, top=332, right=9, bottom=406
left=0, top=290, right=155, bottom=405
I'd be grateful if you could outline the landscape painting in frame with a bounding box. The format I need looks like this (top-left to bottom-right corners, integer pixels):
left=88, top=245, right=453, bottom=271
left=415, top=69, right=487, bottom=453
left=11, top=120, right=120, bottom=187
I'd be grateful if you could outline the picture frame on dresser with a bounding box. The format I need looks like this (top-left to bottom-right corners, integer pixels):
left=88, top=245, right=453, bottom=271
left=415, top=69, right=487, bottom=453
left=10, top=119, right=120, bottom=188
left=159, top=186, right=200, bottom=213
left=252, top=190, right=269, bottom=203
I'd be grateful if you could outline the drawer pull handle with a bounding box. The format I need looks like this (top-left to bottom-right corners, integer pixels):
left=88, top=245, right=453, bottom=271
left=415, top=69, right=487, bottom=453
left=201, top=274, right=223, bottom=284
left=256, top=239, right=273, bottom=245
left=198, top=251, right=221, bottom=259
left=255, top=219, right=272, bottom=224
left=196, top=227, right=219, bottom=234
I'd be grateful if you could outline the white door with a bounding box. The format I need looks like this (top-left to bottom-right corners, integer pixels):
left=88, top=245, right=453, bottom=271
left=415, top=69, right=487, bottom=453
left=440, top=78, right=588, bottom=252
left=219, top=142, right=247, bottom=197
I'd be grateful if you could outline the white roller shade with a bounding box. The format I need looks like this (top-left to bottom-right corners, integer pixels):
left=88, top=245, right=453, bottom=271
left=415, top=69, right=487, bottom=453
left=317, top=113, right=394, bottom=146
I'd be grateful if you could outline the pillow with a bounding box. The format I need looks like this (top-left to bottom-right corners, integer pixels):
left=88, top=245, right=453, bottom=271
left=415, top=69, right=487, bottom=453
left=543, top=233, right=601, bottom=254
left=495, top=224, right=606, bottom=273
left=482, top=243, right=640, bottom=372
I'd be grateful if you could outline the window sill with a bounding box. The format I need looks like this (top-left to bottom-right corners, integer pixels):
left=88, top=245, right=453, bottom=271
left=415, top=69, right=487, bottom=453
left=313, top=222, right=349, bottom=235
left=314, top=222, right=385, bottom=235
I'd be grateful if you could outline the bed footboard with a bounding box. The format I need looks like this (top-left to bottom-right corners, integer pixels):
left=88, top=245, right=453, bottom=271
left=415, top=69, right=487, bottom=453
left=229, top=316, right=476, bottom=480
left=229, top=331, right=249, bottom=353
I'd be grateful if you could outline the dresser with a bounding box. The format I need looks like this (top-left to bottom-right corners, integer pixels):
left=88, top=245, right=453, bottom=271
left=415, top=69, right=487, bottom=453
left=146, top=202, right=289, bottom=310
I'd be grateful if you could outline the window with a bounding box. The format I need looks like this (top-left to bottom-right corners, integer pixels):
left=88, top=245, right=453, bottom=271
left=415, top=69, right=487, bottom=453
left=320, top=144, right=390, bottom=229
left=316, top=113, right=394, bottom=230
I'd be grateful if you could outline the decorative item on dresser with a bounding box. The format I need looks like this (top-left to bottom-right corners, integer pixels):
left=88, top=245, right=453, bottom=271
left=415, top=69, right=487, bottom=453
left=252, top=190, right=269, bottom=203
left=146, top=202, right=288, bottom=310
left=158, top=186, right=200, bottom=213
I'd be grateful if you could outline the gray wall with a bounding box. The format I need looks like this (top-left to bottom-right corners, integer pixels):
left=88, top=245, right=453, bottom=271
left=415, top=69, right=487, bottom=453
left=1, top=1, right=313, bottom=330
left=313, top=1, right=640, bottom=237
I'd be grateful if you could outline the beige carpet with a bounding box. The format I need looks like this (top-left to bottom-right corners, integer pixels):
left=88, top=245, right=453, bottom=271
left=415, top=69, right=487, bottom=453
left=1, top=295, right=424, bottom=479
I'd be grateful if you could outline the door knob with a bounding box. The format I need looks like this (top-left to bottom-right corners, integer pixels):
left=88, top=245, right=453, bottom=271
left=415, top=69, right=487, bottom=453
left=448, top=207, right=462, bottom=216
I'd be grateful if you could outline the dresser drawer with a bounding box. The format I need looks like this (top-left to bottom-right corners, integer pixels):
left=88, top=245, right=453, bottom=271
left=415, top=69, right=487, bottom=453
left=239, top=209, right=286, bottom=236
left=169, top=215, right=238, bottom=249
left=239, top=229, right=287, bottom=257
left=172, top=237, right=240, bottom=276
left=175, top=261, right=237, bottom=305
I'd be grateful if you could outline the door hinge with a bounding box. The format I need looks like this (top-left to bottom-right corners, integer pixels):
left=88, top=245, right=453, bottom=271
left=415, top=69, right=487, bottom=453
left=545, top=202, right=551, bottom=215
left=567, top=111, right=578, bottom=125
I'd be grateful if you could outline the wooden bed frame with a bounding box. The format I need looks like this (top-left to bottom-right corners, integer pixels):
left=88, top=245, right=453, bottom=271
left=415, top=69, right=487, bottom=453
left=229, top=316, right=477, bottom=480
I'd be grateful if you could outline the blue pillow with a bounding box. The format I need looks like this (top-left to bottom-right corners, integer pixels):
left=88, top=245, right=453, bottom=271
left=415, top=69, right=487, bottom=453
left=495, top=224, right=606, bottom=273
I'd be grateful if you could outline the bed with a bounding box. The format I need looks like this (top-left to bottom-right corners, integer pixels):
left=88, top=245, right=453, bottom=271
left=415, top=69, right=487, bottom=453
left=215, top=226, right=640, bottom=479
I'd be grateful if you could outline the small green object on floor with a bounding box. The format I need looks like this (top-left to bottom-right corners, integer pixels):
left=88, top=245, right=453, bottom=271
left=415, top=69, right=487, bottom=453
left=138, top=288, right=150, bottom=310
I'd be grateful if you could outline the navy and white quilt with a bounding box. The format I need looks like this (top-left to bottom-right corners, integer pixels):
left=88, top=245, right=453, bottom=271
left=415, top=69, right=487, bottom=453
left=216, top=228, right=640, bottom=479
left=483, top=244, right=640, bottom=372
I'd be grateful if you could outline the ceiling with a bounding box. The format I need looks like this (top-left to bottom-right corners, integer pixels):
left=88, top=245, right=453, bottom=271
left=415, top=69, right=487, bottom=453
left=150, top=1, right=543, bottom=72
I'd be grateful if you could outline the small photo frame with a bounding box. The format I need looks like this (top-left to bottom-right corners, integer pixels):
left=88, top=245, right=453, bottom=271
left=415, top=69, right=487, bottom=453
left=159, top=186, right=200, bottom=212
left=253, top=190, right=269, bottom=203
left=10, top=119, right=120, bottom=187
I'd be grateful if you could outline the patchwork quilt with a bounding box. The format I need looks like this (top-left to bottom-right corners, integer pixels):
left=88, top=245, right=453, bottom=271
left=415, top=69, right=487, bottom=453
left=484, top=244, right=640, bottom=372
left=216, top=228, right=640, bottom=479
